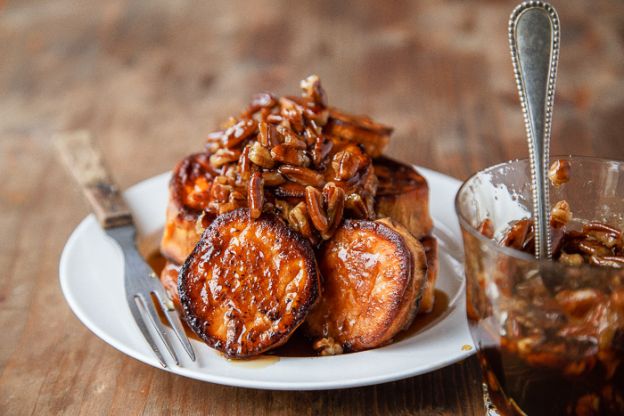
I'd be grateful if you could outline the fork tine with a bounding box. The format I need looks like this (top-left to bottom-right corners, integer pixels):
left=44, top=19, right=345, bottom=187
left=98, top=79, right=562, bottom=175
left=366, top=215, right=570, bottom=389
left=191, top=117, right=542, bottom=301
left=152, top=290, right=196, bottom=361
left=127, top=295, right=168, bottom=368
left=136, top=294, right=181, bottom=366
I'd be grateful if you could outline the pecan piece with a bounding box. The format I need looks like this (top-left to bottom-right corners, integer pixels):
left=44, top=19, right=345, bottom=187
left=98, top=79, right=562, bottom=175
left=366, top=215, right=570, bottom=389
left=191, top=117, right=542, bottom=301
left=305, top=186, right=329, bottom=232
left=262, top=171, right=286, bottom=186
left=248, top=141, right=275, bottom=168
left=311, top=136, right=333, bottom=168
left=478, top=218, right=495, bottom=239
left=271, top=144, right=310, bottom=166
left=242, top=92, right=277, bottom=116
left=279, top=97, right=305, bottom=132
left=248, top=171, right=264, bottom=219
left=223, top=119, right=256, bottom=148
left=274, top=182, right=306, bottom=198
left=210, top=148, right=241, bottom=168
left=278, top=165, right=325, bottom=187
left=277, top=125, right=307, bottom=149
left=258, top=121, right=281, bottom=148
left=300, top=74, right=327, bottom=107
left=288, top=202, right=315, bottom=241
left=331, top=150, right=361, bottom=181
left=344, top=193, right=368, bottom=218
left=550, top=200, right=572, bottom=228
left=239, top=145, right=252, bottom=180
left=548, top=159, right=571, bottom=187
left=322, top=182, right=345, bottom=239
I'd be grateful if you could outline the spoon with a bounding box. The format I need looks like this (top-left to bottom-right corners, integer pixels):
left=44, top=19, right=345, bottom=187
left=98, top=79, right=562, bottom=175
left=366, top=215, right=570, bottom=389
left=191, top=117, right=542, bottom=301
left=509, top=1, right=560, bottom=259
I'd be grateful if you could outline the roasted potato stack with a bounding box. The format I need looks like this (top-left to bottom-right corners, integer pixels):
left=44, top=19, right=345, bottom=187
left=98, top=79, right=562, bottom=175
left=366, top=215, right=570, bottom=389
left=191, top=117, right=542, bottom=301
left=178, top=209, right=320, bottom=358
left=161, top=153, right=217, bottom=264
left=305, top=218, right=428, bottom=354
left=374, top=157, right=433, bottom=240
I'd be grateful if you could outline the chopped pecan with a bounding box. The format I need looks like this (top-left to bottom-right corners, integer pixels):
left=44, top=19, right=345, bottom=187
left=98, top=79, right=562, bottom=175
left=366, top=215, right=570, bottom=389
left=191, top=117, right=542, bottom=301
left=248, top=141, right=274, bottom=168
left=305, top=186, right=329, bottom=232
left=210, top=182, right=231, bottom=203
left=310, top=136, right=332, bottom=168
left=248, top=171, right=264, bottom=219
left=258, top=121, right=281, bottom=148
left=288, top=202, right=315, bottom=241
left=279, top=97, right=305, bottom=132
left=322, top=182, right=345, bottom=239
left=271, top=144, right=310, bottom=166
left=548, top=159, right=571, bottom=187
left=210, top=148, right=241, bottom=168
left=262, top=171, right=285, bottom=186
left=300, top=74, right=327, bottom=107
left=331, top=150, right=361, bottom=181
left=278, top=165, right=325, bottom=187
left=274, top=182, right=306, bottom=198
left=278, top=125, right=307, bottom=149
left=312, top=337, right=343, bottom=356
left=478, top=218, right=495, bottom=239
left=239, top=145, right=252, bottom=180
left=550, top=200, right=572, bottom=228
left=223, top=119, right=256, bottom=149
left=242, top=92, right=277, bottom=116
left=344, top=193, right=368, bottom=218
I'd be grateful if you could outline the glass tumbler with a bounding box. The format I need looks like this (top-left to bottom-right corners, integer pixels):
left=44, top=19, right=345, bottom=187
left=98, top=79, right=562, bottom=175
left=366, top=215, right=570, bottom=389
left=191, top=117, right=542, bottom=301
left=455, top=156, right=624, bottom=416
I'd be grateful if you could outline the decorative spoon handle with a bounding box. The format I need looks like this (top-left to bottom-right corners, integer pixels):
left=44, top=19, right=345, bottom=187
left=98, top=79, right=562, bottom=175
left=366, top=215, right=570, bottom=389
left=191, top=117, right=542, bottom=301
left=509, top=1, right=560, bottom=259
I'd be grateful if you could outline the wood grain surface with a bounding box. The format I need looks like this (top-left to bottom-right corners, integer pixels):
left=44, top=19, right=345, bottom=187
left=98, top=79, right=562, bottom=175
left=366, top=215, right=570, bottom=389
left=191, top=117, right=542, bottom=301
left=1, top=0, right=623, bottom=414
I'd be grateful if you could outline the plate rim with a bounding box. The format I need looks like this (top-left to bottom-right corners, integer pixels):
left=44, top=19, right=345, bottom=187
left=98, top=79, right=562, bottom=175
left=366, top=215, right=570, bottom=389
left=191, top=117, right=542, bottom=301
left=59, top=167, right=474, bottom=390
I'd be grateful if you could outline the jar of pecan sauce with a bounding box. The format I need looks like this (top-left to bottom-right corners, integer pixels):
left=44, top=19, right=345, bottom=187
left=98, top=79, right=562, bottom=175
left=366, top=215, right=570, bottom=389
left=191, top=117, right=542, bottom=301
left=456, top=157, right=624, bottom=416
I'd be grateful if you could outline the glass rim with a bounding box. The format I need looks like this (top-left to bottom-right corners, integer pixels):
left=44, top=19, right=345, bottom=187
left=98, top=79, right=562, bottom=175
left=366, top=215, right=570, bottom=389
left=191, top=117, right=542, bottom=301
left=453, top=154, right=624, bottom=265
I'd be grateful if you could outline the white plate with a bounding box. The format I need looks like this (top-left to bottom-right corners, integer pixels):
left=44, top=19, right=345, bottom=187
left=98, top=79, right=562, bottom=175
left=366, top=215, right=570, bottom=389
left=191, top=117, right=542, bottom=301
left=59, top=167, right=474, bottom=390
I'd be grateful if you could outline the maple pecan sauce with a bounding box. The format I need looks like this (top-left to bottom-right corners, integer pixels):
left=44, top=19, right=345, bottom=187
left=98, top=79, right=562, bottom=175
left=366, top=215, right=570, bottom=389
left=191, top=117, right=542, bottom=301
left=470, top=160, right=624, bottom=415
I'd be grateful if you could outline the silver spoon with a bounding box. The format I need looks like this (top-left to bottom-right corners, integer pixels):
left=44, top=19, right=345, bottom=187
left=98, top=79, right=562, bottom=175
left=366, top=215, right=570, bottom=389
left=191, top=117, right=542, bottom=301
left=509, top=1, right=560, bottom=259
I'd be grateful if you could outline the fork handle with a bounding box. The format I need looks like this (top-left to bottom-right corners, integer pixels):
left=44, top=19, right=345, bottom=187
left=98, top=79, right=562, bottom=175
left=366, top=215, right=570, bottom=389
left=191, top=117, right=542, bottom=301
left=55, top=131, right=133, bottom=228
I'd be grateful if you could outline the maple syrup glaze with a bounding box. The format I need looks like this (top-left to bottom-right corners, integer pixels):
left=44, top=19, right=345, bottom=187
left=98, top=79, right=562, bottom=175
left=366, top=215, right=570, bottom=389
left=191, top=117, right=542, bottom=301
left=145, top=247, right=448, bottom=359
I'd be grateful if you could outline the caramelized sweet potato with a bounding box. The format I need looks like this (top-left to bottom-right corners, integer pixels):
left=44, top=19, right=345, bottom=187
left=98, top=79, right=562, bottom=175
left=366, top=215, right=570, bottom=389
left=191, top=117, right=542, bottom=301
left=305, top=218, right=427, bottom=353
left=374, top=157, right=433, bottom=239
left=178, top=208, right=320, bottom=358
left=419, top=235, right=438, bottom=314
left=160, top=153, right=217, bottom=264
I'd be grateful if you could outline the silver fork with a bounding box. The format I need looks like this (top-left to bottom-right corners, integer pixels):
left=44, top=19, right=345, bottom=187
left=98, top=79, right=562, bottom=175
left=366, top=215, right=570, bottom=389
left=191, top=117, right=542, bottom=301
left=56, top=131, right=195, bottom=367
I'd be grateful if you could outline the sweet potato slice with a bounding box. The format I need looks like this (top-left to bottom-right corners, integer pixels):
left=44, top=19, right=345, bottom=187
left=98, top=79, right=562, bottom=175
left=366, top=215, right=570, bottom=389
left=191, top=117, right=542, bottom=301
left=160, top=153, right=217, bottom=264
left=419, top=236, right=438, bottom=314
left=178, top=208, right=320, bottom=358
left=374, top=157, right=433, bottom=239
left=305, top=218, right=428, bottom=353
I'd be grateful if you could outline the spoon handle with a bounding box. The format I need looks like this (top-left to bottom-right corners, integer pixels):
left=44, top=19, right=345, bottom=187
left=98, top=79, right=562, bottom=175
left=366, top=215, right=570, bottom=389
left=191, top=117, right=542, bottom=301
left=509, top=1, right=560, bottom=259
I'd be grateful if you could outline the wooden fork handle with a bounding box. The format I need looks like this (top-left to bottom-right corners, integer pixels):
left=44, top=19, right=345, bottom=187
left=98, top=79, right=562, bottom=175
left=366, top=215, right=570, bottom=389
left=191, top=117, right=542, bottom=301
left=55, top=131, right=133, bottom=228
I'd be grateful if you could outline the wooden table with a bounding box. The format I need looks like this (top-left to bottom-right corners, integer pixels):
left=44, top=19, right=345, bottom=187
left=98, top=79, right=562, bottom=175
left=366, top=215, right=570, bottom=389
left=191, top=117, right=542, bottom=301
left=1, top=0, right=623, bottom=414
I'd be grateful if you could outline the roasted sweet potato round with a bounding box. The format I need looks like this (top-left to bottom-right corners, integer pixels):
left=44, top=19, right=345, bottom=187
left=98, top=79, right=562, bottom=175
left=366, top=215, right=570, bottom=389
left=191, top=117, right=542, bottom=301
left=178, top=208, right=320, bottom=358
left=305, top=218, right=428, bottom=353
left=161, top=153, right=217, bottom=264
left=374, top=156, right=433, bottom=239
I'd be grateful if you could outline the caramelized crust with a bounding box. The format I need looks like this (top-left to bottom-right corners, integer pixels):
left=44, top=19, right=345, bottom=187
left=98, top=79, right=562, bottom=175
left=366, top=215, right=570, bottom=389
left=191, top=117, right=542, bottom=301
left=419, top=236, right=438, bottom=314
left=305, top=219, right=427, bottom=352
left=178, top=209, right=320, bottom=358
left=160, top=153, right=217, bottom=264
left=374, top=157, right=433, bottom=239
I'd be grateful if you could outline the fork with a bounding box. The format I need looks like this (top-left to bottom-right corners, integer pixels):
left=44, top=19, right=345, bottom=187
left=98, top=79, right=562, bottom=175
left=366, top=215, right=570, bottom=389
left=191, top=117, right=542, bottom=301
left=56, top=131, right=195, bottom=368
